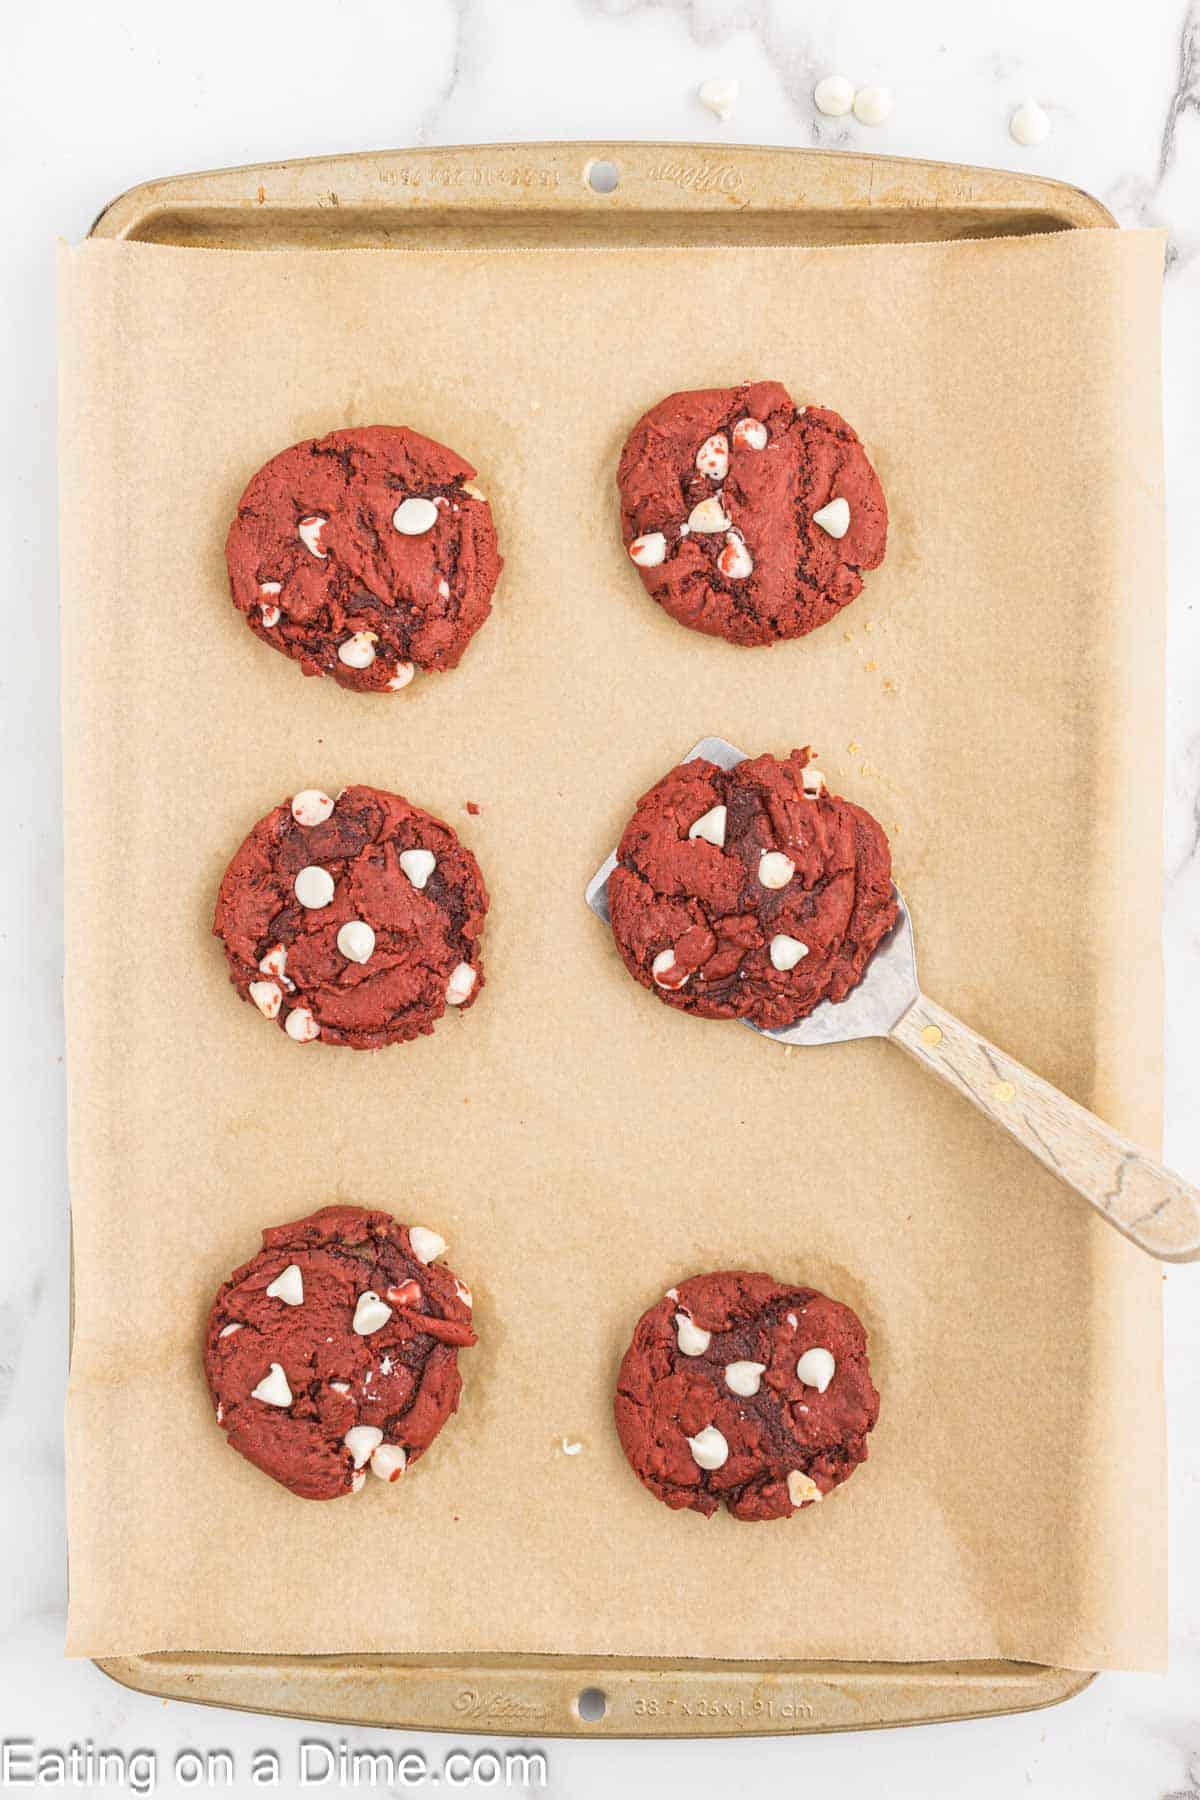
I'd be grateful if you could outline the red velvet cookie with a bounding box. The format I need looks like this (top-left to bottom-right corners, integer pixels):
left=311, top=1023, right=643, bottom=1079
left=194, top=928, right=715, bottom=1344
left=615, top=1270, right=879, bottom=1521
left=607, top=748, right=897, bottom=1030
left=213, top=783, right=487, bottom=1050
left=617, top=382, right=887, bottom=646
left=225, top=425, right=502, bottom=692
left=205, top=1206, right=476, bottom=1501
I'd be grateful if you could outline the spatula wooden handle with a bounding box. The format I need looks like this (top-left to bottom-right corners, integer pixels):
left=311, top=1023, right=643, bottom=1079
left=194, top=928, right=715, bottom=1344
left=890, top=994, right=1200, bottom=1262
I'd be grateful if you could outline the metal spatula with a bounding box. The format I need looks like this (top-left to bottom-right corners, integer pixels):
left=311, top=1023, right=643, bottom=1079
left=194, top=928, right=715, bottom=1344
left=586, top=737, right=1200, bottom=1263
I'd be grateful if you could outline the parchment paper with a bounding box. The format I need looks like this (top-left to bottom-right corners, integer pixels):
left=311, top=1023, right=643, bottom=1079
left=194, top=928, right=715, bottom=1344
left=59, top=227, right=1167, bottom=1668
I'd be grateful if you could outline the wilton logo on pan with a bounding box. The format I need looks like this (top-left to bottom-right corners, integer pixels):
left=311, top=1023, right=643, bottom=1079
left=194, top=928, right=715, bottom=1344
left=643, top=159, right=744, bottom=194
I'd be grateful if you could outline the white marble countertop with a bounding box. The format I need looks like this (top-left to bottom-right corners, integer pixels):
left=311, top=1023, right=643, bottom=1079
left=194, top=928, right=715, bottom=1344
left=4, top=0, right=1199, bottom=1793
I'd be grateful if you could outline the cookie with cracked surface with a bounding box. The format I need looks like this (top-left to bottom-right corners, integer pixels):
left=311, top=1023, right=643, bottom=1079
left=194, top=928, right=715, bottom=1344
left=225, top=425, right=501, bottom=691
left=205, top=1206, right=476, bottom=1501
left=617, top=381, right=887, bottom=646
left=213, top=783, right=487, bottom=1049
left=614, top=1270, right=879, bottom=1521
left=607, top=747, right=897, bottom=1030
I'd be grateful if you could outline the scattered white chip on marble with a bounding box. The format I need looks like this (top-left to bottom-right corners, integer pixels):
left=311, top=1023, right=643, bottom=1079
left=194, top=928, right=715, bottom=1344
left=291, top=789, right=334, bottom=828
left=344, top=1425, right=383, bottom=1469
left=218, top=1322, right=242, bottom=1339
left=724, top=1360, right=767, bottom=1397
left=337, top=631, right=377, bottom=669
left=266, top=1263, right=304, bottom=1306
left=399, top=847, right=436, bottom=889
left=409, top=1225, right=447, bottom=1265
left=769, top=934, right=809, bottom=972
left=698, top=77, right=738, bottom=122
left=392, top=496, right=439, bottom=536
left=284, top=1005, right=319, bottom=1043
left=688, top=494, right=732, bottom=534
left=629, top=531, right=667, bottom=569
left=695, top=432, right=730, bottom=480
left=795, top=1347, right=836, bottom=1392
left=787, top=1469, right=822, bottom=1506
left=445, top=962, right=477, bottom=1006
left=758, top=850, right=795, bottom=890
left=1009, top=98, right=1050, bottom=147
left=250, top=1362, right=292, bottom=1407
left=353, top=1290, right=393, bottom=1336
left=733, top=416, right=768, bottom=450
left=852, top=84, right=893, bottom=125
left=813, top=496, right=851, bottom=539
left=249, top=979, right=282, bottom=1019
left=337, top=919, right=376, bottom=964
left=297, top=515, right=328, bottom=558
left=371, top=1442, right=408, bottom=1482
left=813, top=73, right=855, bottom=117
left=687, top=1425, right=729, bottom=1470
left=675, top=1311, right=712, bottom=1357
left=688, top=804, right=727, bottom=848
left=294, top=864, right=335, bottom=909
left=652, top=948, right=690, bottom=990
left=718, top=531, right=753, bottom=579
left=387, top=662, right=416, bottom=691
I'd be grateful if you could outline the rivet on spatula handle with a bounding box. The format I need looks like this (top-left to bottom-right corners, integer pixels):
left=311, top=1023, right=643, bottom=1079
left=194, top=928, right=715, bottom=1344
left=890, top=994, right=1200, bottom=1262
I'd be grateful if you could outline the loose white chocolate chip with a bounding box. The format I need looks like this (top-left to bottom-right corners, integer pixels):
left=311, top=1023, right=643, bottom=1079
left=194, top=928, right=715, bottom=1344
left=291, top=789, right=334, bottom=828
left=718, top=531, right=753, bottom=580
left=688, top=804, right=727, bottom=848
left=371, top=1442, right=408, bottom=1482
left=629, top=531, right=667, bottom=569
left=387, top=662, right=416, bottom=691
left=852, top=84, right=893, bottom=125
left=353, top=1291, right=393, bottom=1336
left=769, top=934, right=809, bottom=972
left=675, top=1312, right=712, bottom=1357
left=337, top=919, right=376, bottom=964
left=724, top=1360, right=767, bottom=1397
left=392, top=496, right=439, bottom=536
left=250, top=1362, right=292, bottom=1407
left=454, top=1279, right=473, bottom=1307
left=802, top=765, right=826, bottom=796
left=297, top=515, right=328, bottom=558
left=814, top=73, right=855, bottom=117
left=337, top=632, right=377, bottom=670
left=249, top=979, right=282, bottom=1019
left=787, top=1469, right=822, bottom=1507
left=284, top=1005, right=319, bottom=1043
left=795, top=1347, right=836, bottom=1392
left=266, top=1263, right=304, bottom=1306
left=218, top=1322, right=242, bottom=1339
left=409, top=1225, right=447, bottom=1265
left=695, top=432, right=730, bottom=481
left=687, top=494, right=732, bottom=534
left=446, top=962, right=477, bottom=1006
left=294, top=864, right=335, bottom=909
left=758, top=850, right=796, bottom=890
left=399, top=847, right=436, bottom=890
left=344, top=1425, right=383, bottom=1469
left=687, top=1425, right=729, bottom=1471
left=329, top=1380, right=351, bottom=1395
left=698, top=76, right=738, bottom=121
left=733, top=416, right=768, bottom=450
left=651, top=948, right=690, bottom=990
left=560, top=1436, right=583, bottom=1456
left=813, top=496, right=851, bottom=539
left=1010, top=98, right=1050, bottom=147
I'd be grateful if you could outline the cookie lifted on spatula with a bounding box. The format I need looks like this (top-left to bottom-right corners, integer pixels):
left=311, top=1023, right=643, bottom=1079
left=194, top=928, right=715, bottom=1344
left=587, top=737, right=1200, bottom=1263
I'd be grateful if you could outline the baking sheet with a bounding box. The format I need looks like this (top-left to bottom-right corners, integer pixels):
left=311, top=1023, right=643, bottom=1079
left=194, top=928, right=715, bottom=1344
left=59, top=227, right=1166, bottom=1669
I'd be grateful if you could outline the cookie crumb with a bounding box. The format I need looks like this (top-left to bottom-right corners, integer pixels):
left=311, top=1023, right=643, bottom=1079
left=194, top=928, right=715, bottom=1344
left=465, top=801, right=481, bottom=815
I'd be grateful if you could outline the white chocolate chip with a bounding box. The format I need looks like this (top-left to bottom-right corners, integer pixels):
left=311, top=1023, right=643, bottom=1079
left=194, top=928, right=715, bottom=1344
left=297, top=515, right=328, bottom=558
left=351, top=1469, right=368, bottom=1493
left=260, top=602, right=281, bottom=628
left=687, top=494, right=732, bottom=534
left=353, top=1291, right=393, bottom=1336
left=337, top=631, right=377, bottom=670
left=718, top=531, right=753, bottom=580
left=733, top=417, right=768, bottom=450
left=795, top=1347, right=836, bottom=1392
left=387, top=662, right=415, bottom=691
left=344, top=1425, right=383, bottom=1469
left=758, top=850, right=795, bottom=890
left=291, top=789, right=334, bottom=828
left=386, top=1280, right=421, bottom=1308
left=461, top=481, right=487, bottom=501
left=787, top=1469, right=823, bottom=1507
left=852, top=84, right=893, bottom=126
left=698, top=77, right=738, bottom=122
left=629, top=531, right=667, bottom=569
left=695, top=432, right=730, bottom=481
left=399, top=847, right=436, bottom=890
left=724, top=1360, right=767, bottom=1397
left=688, top=804, right=727, bottom=848
left=371, top=1442, right=408, bottom=1482
left=652, top=948, right=690, bottom=990
left=284, top=1005, right=320, bottom=1043
left=250, top=1362, right=292, bottom=1407
left=329, top=1380, right=351, bottom=1395
left=454, top=1279, right=473, bottom=1307
left=675, top=1311, right=712, bottom=1357
left=786, top=1312, right=798, bottom=1329
left=249, top=979, right=282, bottom=1019
left=392, top=496, right=439, bottom=536
left=813, top=74, right=855, bottom=117
left=445, top=962, right=477, bottom=1006
left=294, top=864, right=335, bottom=909
left=437, top=577, right=451, bottom=600
left=337, top=919, right=376, bottom=964
left=259, top=944, right=291, bottom=988
left=265, top=1263, right=304, bottom=1306
left=686, top=1425, right=729, bottom=1471
left=409, top=1225, right=447, bottom=1265
left=813, top=496, right=851, bottom=539
left=665, top=1287, right=680, bottom=1302
left=802, top=765, right=826, bottom=796
left=260, top=580, right=282, bottom=596
left=560, top=1436, right=583, bottom=1456
left=1010, top=98, right=1050, bottom=147
left=769, top=934, right=809, bottom=972
left=218, top=1322, right=242, bottom=1339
